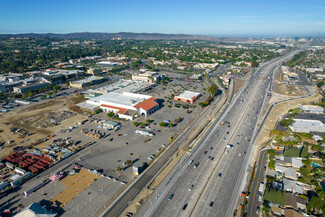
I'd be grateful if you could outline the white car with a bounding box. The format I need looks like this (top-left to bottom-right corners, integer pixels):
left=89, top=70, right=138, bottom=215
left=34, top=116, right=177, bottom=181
left=258, top=194, right=262, bottom=202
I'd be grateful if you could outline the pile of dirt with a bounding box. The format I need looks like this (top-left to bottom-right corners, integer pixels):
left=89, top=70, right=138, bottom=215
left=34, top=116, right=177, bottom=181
left=18, top=110, right=76, bottom=129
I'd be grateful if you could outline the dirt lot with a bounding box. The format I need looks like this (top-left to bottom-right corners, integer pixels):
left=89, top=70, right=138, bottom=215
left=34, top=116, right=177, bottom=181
left=234, top=78, right=246, bottom=96
left=0, top=97, right=86, bottom=159
left=52, top=169, right=100, bottom=207
left=274, top=82, right=306, bottom=96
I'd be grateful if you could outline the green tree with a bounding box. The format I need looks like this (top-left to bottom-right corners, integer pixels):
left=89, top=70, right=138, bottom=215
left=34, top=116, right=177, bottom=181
left=126, top=160, right=132, bottom=165
left=133, top=121, right=139, bottom=127
left=140, top=123, right=146, bottom=127
left=199, top=102, right=206, bottom=107
left=28, top=92, right=34, bottom=97
left=262, top=203, right=270, bottom=217
left=22, top=94, right=27, bottom=99
left=307, top=196, right=325, bottom=213
left=169, top=123, right=174, bottom=127
left=53, top=85, right=61, bottom=90
left=159, top=122, right=167, bottom=127
left=251, top=61, right=259, bottom=67
left=317, top=81, right=325, bottom=88
left=146, top=119, right=151, bottom=124
left=107, top=112, right=115, bottom=118
left=281, top=118, right=295, bottom=127
left=94, top=108, right=102, bottom=114
left=116, top=166, right=123, bottom=172
left=208, top=84, right=219, bottom=96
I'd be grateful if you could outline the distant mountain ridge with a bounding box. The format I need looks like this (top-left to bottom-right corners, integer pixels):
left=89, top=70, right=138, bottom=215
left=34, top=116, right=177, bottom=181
left=0, top=32, right=220, bottom=41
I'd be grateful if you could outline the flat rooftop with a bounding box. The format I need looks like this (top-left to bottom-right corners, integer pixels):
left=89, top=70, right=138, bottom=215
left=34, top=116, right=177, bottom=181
left=91, top=79, right=152, bottom=94
left=175, top=91, right=201, bottom=100
left=87, top=92, right=152, bottom=107
left=76, top=101, right=99, bottom=110
left=71, top=76, right=105, bottom=85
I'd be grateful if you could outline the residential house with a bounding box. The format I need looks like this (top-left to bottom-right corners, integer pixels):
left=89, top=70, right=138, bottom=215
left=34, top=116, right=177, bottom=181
left=275, top=156, right=292, bottom=167
left=283, top=178, right=303, bottom=194
left=284, top=208, right=304, bottom=217
left=275, top=165, right=298, bottom=180
left=291, top=158, right=303, bottom=169
left=296, top=197, right=307, bottom=211
left=271, top=206, right=284, bottom=216
left=285, top=193, right=298, bottom=210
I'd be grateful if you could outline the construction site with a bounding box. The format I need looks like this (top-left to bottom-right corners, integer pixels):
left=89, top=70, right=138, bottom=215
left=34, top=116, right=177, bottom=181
left=0, top=97, right=86, bottom=159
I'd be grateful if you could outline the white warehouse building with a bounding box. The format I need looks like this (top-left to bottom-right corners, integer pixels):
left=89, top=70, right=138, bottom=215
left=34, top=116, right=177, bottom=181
left=77, top=92, right=159, bottom=120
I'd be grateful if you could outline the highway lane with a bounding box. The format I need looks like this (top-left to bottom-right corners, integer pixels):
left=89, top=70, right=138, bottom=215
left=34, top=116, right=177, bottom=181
left=144, top=51, right=300, bottom=217
left=145, top=62, right=269, bottom=217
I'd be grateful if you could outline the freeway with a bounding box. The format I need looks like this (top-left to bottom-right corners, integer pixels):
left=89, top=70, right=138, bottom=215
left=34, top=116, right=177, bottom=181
left=143, top=51, right=300, bottom=217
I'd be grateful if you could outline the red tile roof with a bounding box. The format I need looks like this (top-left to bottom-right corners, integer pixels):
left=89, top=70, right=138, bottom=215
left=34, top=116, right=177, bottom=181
left=134, top=97, right=158, bottom=111
left=101, top=104, right=127, bottom=114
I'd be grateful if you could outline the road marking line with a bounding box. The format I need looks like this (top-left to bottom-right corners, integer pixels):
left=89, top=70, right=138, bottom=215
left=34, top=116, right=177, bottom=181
left=249, top=151, right=266, bottom=217
left=190, top=73, right=263, bottom=216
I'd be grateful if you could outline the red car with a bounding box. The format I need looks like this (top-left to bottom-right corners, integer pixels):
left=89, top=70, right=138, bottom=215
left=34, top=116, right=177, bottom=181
left=117, top=134, right=122, bottom=136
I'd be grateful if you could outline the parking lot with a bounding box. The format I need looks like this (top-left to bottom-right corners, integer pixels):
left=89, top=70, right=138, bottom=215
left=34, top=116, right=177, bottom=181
left=1, top=71, right=215, bottom=216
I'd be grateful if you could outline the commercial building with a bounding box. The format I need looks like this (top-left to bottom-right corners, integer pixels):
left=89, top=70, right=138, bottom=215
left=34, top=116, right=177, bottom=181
left=0, top=181, right=9, bottom=191
left=69, top=76, right=107, bottom=89
left=96, top=61, right=119, bottom=67
left=87, top=68, right=101, bottom=76
left=90, top=80, right=152, bottom=94
left=0, top=73, right=25, bottom=93
left=132, top=71, right=164, bottom=84
left=77, top=92, right=159, bottom=120
left=0, top=73, right=24, bottom=82
left=219, top=76, right=230, bottom=86
left=103, top=120, right=121, bottom=130
left=289, top=119, right=325, bottom=133
left=41, top=70, right=85, bottom=84
left=174, top=91, right=201, bottom=104
left=14, top=202, right=56, bottom=217
left=193, top=63, right=218, bottom=69
left=13, top=82, right=49, bottom=94
left=188, top=74, right=202, bottom=80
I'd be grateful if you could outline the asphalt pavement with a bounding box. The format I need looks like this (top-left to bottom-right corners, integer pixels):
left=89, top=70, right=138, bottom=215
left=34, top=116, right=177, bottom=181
left=100, top=81, right=231, bottom=217
left=246, top=149, right=268, bottom=217
left=142, top=51, right=301, bottom=217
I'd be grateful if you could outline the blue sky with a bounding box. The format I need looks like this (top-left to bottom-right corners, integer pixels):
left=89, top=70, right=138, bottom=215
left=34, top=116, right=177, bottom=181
left=0, top=0, right=324, bottom=36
